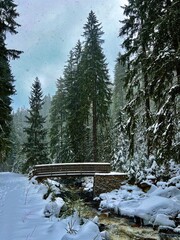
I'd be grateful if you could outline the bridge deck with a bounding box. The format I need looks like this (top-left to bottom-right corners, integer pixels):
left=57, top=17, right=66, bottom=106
left=32, top=162, right=111, bottom=178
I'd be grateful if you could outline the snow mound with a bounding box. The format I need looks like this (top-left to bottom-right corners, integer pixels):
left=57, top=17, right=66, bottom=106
left=44, top=197, right=64, bottom=217
left=99, top=183, right=180, bottom=228
left=154, top=214, right=175, bottom=228
left=62, top=220, right=102, bottom=240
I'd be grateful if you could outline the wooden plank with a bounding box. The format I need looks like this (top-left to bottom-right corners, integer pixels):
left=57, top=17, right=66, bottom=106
left=31, top=162, right=111, bottom=178
left=34, top=172, right=97, bottom=178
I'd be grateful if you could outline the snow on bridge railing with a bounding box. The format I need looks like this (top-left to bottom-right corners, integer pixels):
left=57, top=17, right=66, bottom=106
left=31, top=162, right=111, bottom=178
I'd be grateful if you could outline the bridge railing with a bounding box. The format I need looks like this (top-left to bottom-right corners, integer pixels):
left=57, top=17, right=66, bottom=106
left=32, top=162, right=111, bottom=178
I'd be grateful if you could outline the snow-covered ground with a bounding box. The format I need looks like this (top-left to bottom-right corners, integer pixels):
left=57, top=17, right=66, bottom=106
left=1, top=171, right=179, bottom=239
left=0, top=172, right=102, bottom=240
left=99, top=178, right=180, bottom=233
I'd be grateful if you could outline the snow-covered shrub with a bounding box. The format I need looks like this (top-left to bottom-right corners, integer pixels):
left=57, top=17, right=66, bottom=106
left=43, top=179, right=61, bottom=199
left=44, top=197, right=64, bottom=217
left=62, top=197, right=89, bottom=220
left=168, top=176, right=180, bottom=188
left=82, top=177, right=94, bottom=192
left=44, top=201, right=60, bottom=217
left=133, top=158, right=180, bottom=185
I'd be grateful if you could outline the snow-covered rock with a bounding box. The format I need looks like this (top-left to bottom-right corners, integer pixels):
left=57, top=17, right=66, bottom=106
left=99, top=183, right=180, bottom=228
left=150, top=186, right=180, bottom=198
left=154, top=214, right=176, bottom=228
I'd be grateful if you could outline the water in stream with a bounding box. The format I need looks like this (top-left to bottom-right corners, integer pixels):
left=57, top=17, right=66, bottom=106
left=59, top=179, right=180, bottom=240
left=98, top=215, right=159, bottom=240
left=86, top=206, right=159, bottom=240
left=86, top=200, right=179, bottom=239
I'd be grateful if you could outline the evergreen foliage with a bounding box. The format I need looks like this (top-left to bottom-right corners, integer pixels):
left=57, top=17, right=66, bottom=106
left=49, top=78, right=71, bottom=162
left=80, top=11, right=112, bottom=162
left=6, top=108, right=28, bottom=172
left=49, top=12, right=112, bottom=163
left=22, top=78, right=49, bottom=172
left=111, top=58, right=128, bottom=171
left=1, top=2, right=178, bottom=176
left=0, top=0, right=21, bottom=162
left=64, top=41, right=87, bottom=162
left=111, top=56, right=126, bottom=124
left=118, top=0, right=180, bottom=172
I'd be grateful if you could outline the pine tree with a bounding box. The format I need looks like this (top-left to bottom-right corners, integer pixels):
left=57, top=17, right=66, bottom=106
left=80, top=11, right=112, bottom=162
left=49, top=78, right=71, bottom=162
left=0, top=0, right=21, bottom=162
left=119, top=0, right=180, bottom=168
left=144, top=0, right=180, bottom=164
left=64, top=41, right=88, bottom=162
left=50, top=12, right=112, bottom=163
left=50, top=42, right=88, bottom=163
left=119, top=0, right=153, bottom=162
left=111, top=57, right=128, bottom=171
left=23, top=78, right=49, bottom=172
left=111, top=56, right=126, bottom=123
left=5, top=108, right=28, bottom=172
left=0, top=36, right=14, bottom=161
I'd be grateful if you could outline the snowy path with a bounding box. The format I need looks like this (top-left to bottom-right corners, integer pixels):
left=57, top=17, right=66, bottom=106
left=0, top=172, right=102, bottom=240
left=0, top=172, right=67, bottom=240
left=0, top=173, right=26, bottom=239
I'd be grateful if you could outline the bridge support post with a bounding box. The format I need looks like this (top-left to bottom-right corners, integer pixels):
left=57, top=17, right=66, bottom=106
left=93, top=173, right=128, bottom=196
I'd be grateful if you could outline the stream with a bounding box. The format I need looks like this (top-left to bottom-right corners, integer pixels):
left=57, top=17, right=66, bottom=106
left=84, top=201, right=160, bottom=240
left=58, top=178, right=180, bottom=240
left=86, top=201, right=180, bottom=240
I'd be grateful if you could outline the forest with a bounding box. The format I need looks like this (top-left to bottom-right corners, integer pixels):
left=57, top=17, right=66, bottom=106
left=0, top=0, right=179, bottom=182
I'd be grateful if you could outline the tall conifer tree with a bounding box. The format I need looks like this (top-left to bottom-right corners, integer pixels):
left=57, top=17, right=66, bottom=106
left=64, top=41, right=88, bottom=162
left=80, top=11, right=112, bottom=162
left=119, top=0, right=180, bottom=166
left=23, top=78, right=49, bottom=172
left=49, top=78, right=70, bottom=162
left=0, top=0, right=21, bottom=161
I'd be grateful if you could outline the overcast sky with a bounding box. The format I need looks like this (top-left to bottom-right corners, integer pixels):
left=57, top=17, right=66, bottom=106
left=6, top=0, right=127, bottom=110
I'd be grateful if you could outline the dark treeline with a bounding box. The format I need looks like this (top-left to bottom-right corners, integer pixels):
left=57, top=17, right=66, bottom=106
left=0, top=1, right=179, bottom=180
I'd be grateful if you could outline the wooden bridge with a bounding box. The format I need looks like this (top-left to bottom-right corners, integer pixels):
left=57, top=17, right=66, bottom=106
left=31, top=162, right=127, bottom=196
left=32, top=162, right=111, bottom=178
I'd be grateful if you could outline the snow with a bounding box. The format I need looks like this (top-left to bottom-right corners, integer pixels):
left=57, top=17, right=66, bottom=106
left=99, top=182, right=180, bottom=229
left=154, top=214, right=175, bottom=228
left=35, top=162, right=110, bottom=166
left=44, top=197, right=64, bottom=217
left=0, top=172, right=102, bottom=240
left=1, top=171, right=180, bottom=239
left=62, top=220, right=102, bottom=240
left=95, top=172, right=128, bottom=176
left=82, top=177, right=94, bottom=192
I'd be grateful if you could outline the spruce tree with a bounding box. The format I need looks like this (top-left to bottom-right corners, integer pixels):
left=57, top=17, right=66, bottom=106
left=0, top=0, right=21, bottom=162
left=119, top=0, right=153, bottom=162
left=64, top=41, right=88, bottom=162
left=50, top=42, right=88, bottom=163
left=49, top=78, right=71, bottom=162
left=144, top=0, right=180, bottom=163
left=23, top=78, right=49, bottom=172
left=0, top=36, right=14, bottom=161
left=119, top=0, right=180, bottom=168
left=111, top=57, right=128, bottom=171
left=80, top=11, right=112, bottom=162
left=111, top=56, right=126, bottom=123
left=5, top=108, right=28, bottom=172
